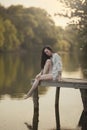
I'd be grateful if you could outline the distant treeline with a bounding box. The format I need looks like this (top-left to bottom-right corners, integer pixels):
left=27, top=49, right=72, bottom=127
left=0, top=4, right=79, bottom=52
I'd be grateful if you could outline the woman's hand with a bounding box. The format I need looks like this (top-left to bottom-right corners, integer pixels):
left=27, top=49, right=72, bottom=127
left=36, top=73, right=41, bottom=79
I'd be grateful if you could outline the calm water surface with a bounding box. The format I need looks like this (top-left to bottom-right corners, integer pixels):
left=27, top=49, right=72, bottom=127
left=0, top=51, right=87, bottom=130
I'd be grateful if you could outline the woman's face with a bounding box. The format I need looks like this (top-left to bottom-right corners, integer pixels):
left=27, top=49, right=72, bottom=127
left=44, top=48, right=52, bottom=56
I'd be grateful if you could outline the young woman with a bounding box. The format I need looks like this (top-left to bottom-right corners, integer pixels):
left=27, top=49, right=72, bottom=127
left=24, top=46, right=62, bottom=99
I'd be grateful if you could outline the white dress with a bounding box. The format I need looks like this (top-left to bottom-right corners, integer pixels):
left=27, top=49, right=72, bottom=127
left=51, top=53, right=62, bottom=80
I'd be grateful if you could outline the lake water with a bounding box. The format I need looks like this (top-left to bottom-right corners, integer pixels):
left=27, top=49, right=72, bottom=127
left=0, top=51, right=87, bottom=130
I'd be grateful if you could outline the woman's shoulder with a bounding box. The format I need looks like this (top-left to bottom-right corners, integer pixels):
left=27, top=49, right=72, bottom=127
left=53, top=53, right=60, bottom=57
left=53, top=53, right=61, bottom=60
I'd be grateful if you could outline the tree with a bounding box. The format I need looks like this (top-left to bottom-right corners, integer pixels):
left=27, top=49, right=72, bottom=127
left=3, top=19, right=20, bottom=50
left=0, top=5, right=60, bottom=51
left=59, top=0, right=87, bottom=53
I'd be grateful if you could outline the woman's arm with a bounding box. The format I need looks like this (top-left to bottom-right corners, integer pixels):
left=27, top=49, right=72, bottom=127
left=35, top=70, right=43, bottom=79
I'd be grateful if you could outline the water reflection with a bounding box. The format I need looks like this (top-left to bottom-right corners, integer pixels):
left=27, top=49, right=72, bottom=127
left=80, top=54, right=87, bottom=78
left=24, top=106, right=39, bottom=130
left=0, top=52, right=48, bottom=99
left=0, top=51, right=87, bottom=99
left=62, top=52, right=80, bottom=72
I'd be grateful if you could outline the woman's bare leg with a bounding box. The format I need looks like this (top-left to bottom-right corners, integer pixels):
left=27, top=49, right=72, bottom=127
left=24, top=59, right=52, bottom=99
left=43, top=59, right=52, bottom=74
left=40, top=74, right=53, bottom=80
left=24, top=78, right=40, bottom=99
left=24, top=74, right=53, bottom=99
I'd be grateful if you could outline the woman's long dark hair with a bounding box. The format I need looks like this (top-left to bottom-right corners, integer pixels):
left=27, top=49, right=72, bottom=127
left=41, top=46, right=53, bottom=69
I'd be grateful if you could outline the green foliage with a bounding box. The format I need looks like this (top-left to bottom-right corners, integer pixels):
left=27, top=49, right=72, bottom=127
left=3, top=19, right=20, bottom=50
left=64, top=25, right=79, bottom=51
left=0, top=5, right=58, bottom=51
left=59, top=0, right=87, bottom=53
left=54, top=25, right=78, bottom=52
left=0, top=4, right=80, bottom=52
left=59, top=40, right=70, bottom=51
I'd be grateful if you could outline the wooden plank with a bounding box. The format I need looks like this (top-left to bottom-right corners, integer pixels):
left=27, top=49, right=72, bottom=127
left=32, top=78, right=87, bottom=89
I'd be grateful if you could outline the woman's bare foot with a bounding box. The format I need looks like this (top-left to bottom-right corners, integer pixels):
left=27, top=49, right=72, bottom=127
left=24, top=94, right=31, bottom=99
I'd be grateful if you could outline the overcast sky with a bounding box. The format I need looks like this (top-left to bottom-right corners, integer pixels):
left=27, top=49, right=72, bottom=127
left=0, top=0, right=70, bottom=27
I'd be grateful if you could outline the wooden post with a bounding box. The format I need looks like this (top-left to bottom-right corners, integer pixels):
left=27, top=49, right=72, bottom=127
left=33, top=87, right=39, bottom=109
left=78, top=110, right=87, bottom=129
left=80, top=89, right=87, bottom=112
left=32, top=87, right=39, bottom=130
left=55, top=87, right=60, bottom=130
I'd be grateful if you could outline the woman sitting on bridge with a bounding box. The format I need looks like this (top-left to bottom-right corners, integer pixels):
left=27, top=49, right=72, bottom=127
left=24, top=46, right=62, bottom=99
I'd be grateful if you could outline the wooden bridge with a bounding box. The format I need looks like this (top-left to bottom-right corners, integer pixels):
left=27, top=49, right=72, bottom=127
left=32, top=78, right=87, bottom=130
left=32, top=77, right=87, bottom=107
left=38, top=78, right=87, bottom=89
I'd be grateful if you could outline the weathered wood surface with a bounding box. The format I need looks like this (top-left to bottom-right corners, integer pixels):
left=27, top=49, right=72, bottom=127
left=32, top=78, right=87, bottom=89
